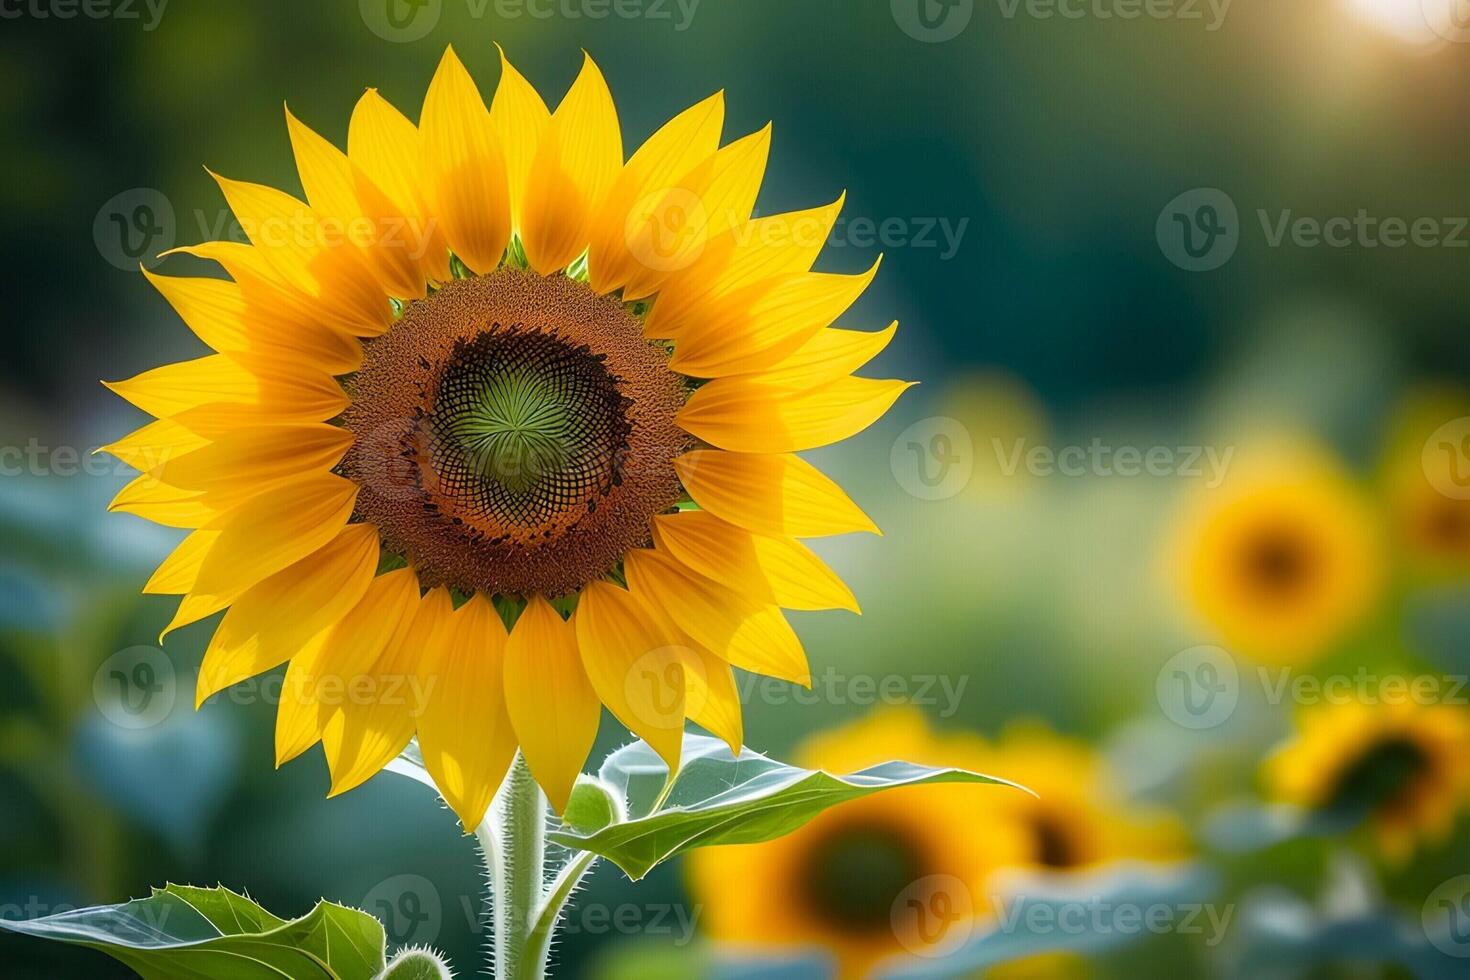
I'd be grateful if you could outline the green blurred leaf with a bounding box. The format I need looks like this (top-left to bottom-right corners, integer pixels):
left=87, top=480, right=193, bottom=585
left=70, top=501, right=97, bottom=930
left=548, top=735, right=1021, bottom=880
left=0, top=883, right=387, bottom=979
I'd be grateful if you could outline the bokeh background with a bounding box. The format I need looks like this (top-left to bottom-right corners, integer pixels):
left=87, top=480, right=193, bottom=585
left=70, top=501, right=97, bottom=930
left=4, top=0, right=1470, bottom=976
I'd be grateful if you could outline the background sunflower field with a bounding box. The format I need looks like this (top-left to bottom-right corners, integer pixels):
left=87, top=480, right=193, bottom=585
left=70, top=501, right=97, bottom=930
left=3, top=1, right=1470, bottom=977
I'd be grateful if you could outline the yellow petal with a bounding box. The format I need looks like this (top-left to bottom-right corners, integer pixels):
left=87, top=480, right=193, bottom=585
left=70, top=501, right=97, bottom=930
left=193, top=474, right=358, bottom=601
left=645, top=194, right=844, bottom=338
left=669, top=258, right=881, bottom=378
left=104, top=354, right=348, bottom=423
left=277, top=570, right=421, bottom=769
left=195, top=523, right=381, bottom=704
left=99, top=418, right=210, bottom=475
left=488, top=46, right=551, bottom=228
left=652, top=510, right=859, bottom=613
left=326, top=586, right=454, bottom=797
left=208, top=172, right=390, bottom=334
left=587, top=91, right=724, bottom=293
left=420, top=46, right=511, bottom=274
left=416, top=594, right=517, bottom=831
left=141, top=270, right=249, bottom=353
left=625, top=549, right=810, bottom=686
left=751, top=321, right=898, bottom=390
left=620, top=123, right=770, bottom=302
left=611, top=573, right=748, bottom=755
left=683, top=645, right=743, bottom=755
left=275, top=630, right=332, bottom=766
left=149, top=252, right=365, bottom=374
left=504, top=595, right=600, bottom=812
left=157, top=424, right=353, bottom=495
left=674, top=450, right=879, bottom=538
left=349, top=88, right=452, bottom=284
left=285, top=106, right=425, bottom=300
left=520, top=52, right=622, bottom=275
left=109, top=473, right=220, bottom=528
left=573, top=580, right=686, bottom=771
left=678, top=375, right=914, bottom=453
left=144, top=529, right=219, bottom=595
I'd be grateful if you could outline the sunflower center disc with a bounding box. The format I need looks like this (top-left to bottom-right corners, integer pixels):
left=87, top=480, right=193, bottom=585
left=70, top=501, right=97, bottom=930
left=342, top=268, right=689, bottom=598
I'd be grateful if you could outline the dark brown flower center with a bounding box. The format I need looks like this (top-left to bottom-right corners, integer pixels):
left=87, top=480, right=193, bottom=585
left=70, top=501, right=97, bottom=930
left=799, top=820, right=927, bottom=933
left=342, top=268, right=689, bottom=598
left=1240, top=525, right=1318, bottom=601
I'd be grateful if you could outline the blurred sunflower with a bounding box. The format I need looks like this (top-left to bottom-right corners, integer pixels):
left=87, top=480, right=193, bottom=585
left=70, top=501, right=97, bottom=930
left=1263, top=698, right=1470, bottom=862
left=100, top=46, right=908, bottom=828
left=688, top=711, right=1188, bottom=979
left=976, top=723, right=1191, bottom=873
left=1379, top=390, right=1470, bottom=577
left=1166, top=441, right=1382, bottom=665
left=689, top=709, right=1028, bottom=978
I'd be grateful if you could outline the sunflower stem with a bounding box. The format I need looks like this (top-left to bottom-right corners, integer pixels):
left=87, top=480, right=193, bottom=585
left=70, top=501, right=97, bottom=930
left=483, top=753, right=547, bottom=980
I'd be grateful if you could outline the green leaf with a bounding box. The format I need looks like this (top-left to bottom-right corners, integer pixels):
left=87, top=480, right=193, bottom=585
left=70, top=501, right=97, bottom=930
left=548, top=735, right=1024, bottom=880
left=0, top=883, right=387, bottom=980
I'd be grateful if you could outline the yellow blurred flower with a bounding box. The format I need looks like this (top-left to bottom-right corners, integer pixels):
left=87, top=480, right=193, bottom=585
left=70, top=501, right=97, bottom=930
left=688, top=711, right=1187, bottom=979
left=1263, top=697, right=1470, bottom=862
left=1379, top=389, right=1470, bottom=577
left=1166, top=440, right=1382, bottom=665
left=977, top=723, right=1192, bottom=872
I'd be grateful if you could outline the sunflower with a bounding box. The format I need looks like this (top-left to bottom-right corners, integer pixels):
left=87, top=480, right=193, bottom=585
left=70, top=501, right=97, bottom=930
left=1166, top=440, right=1382, bottom=665
left=688, top=712, right=1187, bottom=979
left=688, top=709, right=1028, bottom=979
left=974, top=723, right=1191, bottom=874
left=100, top=46, right=909, bottom=829
left=1380, top=389, right=1470, bottom=576
left=1263, top=698, right=1470, bottom=862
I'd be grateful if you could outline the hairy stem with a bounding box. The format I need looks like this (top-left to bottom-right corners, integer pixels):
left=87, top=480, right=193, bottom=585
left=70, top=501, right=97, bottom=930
left=482, top=753, right=547, bottom=980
